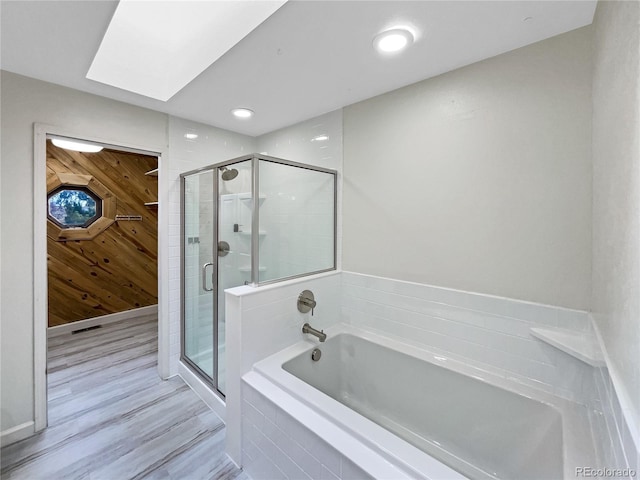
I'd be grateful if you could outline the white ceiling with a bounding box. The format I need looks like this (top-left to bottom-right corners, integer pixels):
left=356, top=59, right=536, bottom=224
left=1, top=1, right=596, bottom=137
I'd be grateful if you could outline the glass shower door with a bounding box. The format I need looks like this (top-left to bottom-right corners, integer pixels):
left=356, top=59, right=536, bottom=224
left=182, top=159, right=252, bottom=396
left=183, top=170, right=215, bottom=381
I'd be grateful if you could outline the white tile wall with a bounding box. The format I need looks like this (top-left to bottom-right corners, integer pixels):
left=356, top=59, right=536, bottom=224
left=167, top=116, right=256, bottom=375
left=226, top=271, right=342, bottom=464
left=258, top=163, right=335, bottom=282
left=256, top=109, right=343, bottom=271
left=341, top=271, right=595, bottom=402
left=591, top=361, right=639, bottom=477
left=232, top=272, right=341, bottom=374
left=242, top=379, right=373, bottom=480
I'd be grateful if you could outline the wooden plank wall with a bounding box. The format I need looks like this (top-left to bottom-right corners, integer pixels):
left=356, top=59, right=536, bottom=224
left=46, top=140, right=158, bottom=327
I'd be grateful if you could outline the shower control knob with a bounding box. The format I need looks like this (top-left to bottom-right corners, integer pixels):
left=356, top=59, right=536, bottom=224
left=297, top=290, right=316, bottom=315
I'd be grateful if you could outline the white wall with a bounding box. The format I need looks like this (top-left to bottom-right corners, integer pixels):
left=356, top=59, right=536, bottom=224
left=0, top=71, right=167, bottom=437
left=343, top=26, right=592, bottom=310
left=591, top=0, right=640, bottom=456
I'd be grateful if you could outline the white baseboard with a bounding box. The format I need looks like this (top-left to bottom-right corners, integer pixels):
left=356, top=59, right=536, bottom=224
left=47, top=305, right=158, bottom=338
left=1, top=421, right=35, bottom=447
left=178, top=361, right=226, bottom=422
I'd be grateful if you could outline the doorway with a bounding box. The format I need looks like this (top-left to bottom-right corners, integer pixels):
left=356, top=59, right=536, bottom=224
left=46, top=139, right=159, bottom=327
left=33, top=125, right=166, bottom=431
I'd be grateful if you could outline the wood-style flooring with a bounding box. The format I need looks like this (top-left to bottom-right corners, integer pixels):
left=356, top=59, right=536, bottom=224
left=0, top=315, right=247, bottom=480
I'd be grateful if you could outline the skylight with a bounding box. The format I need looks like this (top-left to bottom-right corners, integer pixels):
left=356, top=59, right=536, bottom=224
left=86, top=0, right=287, bottom=101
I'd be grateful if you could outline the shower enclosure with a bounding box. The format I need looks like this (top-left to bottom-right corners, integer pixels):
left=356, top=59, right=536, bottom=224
left=181, top=154, right=336, bottom=396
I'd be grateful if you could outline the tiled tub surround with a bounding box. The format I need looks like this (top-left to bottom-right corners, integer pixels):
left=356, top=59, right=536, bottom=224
left=591, top=364, right=640, bottom=477
left=339, top=272, right=638, bottom=475
left=242, top=375, right=376, bottom=480
left=340, top=272, right=595, bottom=403
left=225, top=271, right=342, bottom=464
left=245, top=324, right=595, bottom=480
left=231, top=271, right=637, bottom=478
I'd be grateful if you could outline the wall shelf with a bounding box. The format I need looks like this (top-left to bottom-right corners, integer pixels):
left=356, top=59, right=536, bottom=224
left=145, top=168, right=159, bottom=177
left=238, top=266, right=266, bottom=272
left=238, top=230, right=266, bottom=236
left=530, top=327, right=605, bottom=367
left=144, top=201, right=159, bottom=207
left=239, top=193, right=266, bottom=205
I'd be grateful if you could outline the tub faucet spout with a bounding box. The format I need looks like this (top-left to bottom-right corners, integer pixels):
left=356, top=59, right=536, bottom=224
left=302, top=323, right=326, bottom=342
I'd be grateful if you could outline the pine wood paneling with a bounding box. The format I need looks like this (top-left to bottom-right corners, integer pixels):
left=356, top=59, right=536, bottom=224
left=46, top=141, right=158, bottom=327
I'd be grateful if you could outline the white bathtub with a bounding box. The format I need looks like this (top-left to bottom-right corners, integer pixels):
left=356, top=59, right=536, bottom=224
left=250, top=324, right=595, bottom=479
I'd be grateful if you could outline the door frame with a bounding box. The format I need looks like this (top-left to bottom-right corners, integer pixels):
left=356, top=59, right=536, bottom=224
left=33, top=123, right=168, bottom=431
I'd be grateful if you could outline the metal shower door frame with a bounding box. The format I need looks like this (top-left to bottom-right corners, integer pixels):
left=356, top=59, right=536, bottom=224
left=179, top=164, right=222, bottom=396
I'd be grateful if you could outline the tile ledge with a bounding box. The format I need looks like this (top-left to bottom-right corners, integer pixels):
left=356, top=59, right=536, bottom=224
left=530, top=327, right=605, bottom=367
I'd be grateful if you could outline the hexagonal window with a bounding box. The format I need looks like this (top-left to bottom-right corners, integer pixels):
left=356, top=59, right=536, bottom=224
left=47, top=187, right=103, bottom=228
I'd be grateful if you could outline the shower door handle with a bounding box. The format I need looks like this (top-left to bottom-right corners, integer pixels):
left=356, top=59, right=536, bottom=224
left=202, top=262, right=214, bottom=292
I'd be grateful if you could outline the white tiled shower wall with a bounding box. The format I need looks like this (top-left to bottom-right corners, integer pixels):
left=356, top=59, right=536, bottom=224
left=237, top=271, right=637, bottom=478
left=167, top=110, right=343, bottom=376
left=167, top=116, right=256, bottom=375
left=257, top=109, right=343, bottom=270
left=258, top=163, right=335, bottom=282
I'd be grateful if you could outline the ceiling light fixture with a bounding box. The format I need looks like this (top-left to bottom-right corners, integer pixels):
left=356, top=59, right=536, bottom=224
left=373, top=28, right=415, bottom=54
left=51, top=138, right=103, bottom=153
left=231, top=108, right=254, bottom=119
left=311, top=135, right=329, bottom=142
left=184, top=133, right=198, bottom=140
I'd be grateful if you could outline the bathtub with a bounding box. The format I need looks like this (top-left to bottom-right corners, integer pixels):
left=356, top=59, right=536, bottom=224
left=249, top=324, right=595, bottom=479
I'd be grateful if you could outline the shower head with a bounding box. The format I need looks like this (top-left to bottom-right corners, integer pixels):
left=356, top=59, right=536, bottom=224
left=220, top=167, right=239, bottom=181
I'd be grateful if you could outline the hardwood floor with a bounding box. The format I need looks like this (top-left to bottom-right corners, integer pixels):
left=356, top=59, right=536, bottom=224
left=1, top=315, right=246, bottom=480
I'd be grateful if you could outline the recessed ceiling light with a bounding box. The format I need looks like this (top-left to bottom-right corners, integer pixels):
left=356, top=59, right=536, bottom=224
left=312, top=135, right=329, bottom=142
left=231, top=108, right=254, bottom=119
left=184, top=133, right=198, bottom=140
left=51, top=138, right=103, bottom=153
left=373, top=28, right=414, bottom=54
